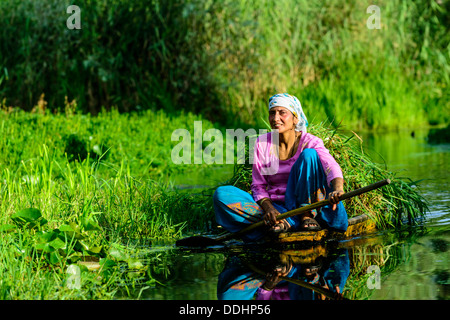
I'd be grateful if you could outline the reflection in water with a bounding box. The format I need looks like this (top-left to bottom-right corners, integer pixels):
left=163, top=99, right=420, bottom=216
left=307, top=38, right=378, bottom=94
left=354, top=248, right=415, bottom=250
left=217, top=246, right=349, bottom=300
left=121, top=224, right=447, bottom=300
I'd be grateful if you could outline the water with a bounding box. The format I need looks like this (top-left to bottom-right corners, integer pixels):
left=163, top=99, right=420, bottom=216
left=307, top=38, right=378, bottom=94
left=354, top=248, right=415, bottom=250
left=132, top=128, right=449, bottom=300
left=359, top=129, right=449, bottom=299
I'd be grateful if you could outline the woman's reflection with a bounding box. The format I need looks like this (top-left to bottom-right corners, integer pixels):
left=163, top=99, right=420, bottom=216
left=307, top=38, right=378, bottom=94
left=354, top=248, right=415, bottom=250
left=217, top=248, right=350, bottom=300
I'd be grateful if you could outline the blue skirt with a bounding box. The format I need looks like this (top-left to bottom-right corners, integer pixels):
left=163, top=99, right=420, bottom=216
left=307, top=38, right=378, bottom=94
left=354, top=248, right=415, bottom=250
left=214, top=148, right=348, bottom=242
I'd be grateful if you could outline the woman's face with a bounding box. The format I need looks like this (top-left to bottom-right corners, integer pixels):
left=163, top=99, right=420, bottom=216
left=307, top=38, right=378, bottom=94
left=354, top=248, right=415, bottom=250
left=269, top=106, right=298, bottom=133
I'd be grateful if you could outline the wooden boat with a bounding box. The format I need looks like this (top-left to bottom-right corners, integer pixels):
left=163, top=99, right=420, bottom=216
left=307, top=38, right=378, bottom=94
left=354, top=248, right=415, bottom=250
left=276, top=214, right=377, bottom=243
left=176, top=180, right=390, bottom=248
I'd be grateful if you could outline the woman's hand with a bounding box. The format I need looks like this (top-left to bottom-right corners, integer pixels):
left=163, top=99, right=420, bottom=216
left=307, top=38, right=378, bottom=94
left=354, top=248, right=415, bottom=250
left=263, top=270, right=282, bottom=291
left=263, top=207, right=280, bottom=226
left=328, top=190, right=344, bottom=210
left=258, top=198, right=280, bottom=226
left=329, top=178, right=345, bottom=211
left=263, top=261, right=292, bottom=291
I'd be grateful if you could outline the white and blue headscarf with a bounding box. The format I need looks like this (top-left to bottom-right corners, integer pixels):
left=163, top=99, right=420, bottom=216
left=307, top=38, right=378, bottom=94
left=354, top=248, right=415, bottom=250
left=268, top=93, right=308, bottom=132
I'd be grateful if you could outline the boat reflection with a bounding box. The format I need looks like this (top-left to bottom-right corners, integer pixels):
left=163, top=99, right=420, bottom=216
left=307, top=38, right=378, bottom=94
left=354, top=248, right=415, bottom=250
left=217, top=245, right=349, bottom=300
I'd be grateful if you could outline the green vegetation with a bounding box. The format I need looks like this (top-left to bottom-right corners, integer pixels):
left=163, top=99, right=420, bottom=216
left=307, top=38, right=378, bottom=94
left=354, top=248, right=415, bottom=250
left=0, top=0, right=443, bottom=300
left=0, top=109, right=214, bottom=299
left=0, top=107, right=217, bottom=237
left=0, top=0, right=448, bottom=129
left=0, top=105, right=429, bottom=299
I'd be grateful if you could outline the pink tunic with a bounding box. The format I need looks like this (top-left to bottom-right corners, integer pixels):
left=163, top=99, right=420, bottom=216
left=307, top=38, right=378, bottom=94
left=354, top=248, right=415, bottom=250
left=251, top=132, right=343, bottom=203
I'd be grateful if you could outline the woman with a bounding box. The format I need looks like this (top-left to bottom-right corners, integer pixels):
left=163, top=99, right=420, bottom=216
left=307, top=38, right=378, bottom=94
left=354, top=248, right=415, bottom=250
left=214, top=93, right=348, bottom=241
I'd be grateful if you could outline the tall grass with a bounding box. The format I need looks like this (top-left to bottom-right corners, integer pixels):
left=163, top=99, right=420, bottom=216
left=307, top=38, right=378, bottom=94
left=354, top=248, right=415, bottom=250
left=0, top=108, right=217, bottom=240
left=0, top=0, right=448, bottom=129
left=0, top=109, right=216, bottom=299
left=205, top=0, right=449, bottom=129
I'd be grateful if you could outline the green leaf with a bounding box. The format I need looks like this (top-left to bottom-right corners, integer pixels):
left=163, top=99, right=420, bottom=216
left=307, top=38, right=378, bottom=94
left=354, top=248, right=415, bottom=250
left=49, top=251, right=61, bottom=264
left=109, top=244, right=129, bottom=261
left=87, top=246, right=102, bottom=254
left=83, top=218, right=101, bottom=231
left=35, top=242, right=55, bottom=253
left=11, top=208, right=47, bottom=229
left=35, top=230, right=57, bottom=243
left=0, top=224, right=16, bottom=233
left=77, top=240, right=90, bottom=252
left=48, top=237, right=67, bottom=250
left=12, top=208, right=41, bottom=222
left=59, top=224, right=75, bottom=232
left=127, top=258, right=145, bottom=270
left=58, top=223, right=84, bottom=240
left=81, top=211, right=102, bottom=232
left=127, top=271, right=144, bottom=279
left=11, top=208, right=42, bottom=222
left=67, top=251, right=83, bottom=263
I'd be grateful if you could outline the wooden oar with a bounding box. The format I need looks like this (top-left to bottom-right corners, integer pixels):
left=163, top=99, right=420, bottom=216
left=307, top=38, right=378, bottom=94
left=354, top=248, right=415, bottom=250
left=176, top=179, right=390, bottom=247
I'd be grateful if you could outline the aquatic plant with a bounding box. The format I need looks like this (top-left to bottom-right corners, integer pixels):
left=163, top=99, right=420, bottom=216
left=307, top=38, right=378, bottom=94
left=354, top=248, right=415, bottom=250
left=0, top=109, right=217, bottom=299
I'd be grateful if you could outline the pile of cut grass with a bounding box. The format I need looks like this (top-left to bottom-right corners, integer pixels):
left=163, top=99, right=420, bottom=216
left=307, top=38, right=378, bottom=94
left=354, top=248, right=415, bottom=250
left=226, top=123, right=428, bottom=229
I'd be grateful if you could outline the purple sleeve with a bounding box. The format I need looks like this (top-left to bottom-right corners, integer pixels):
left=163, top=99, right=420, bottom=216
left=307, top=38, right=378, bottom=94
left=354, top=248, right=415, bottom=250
left=255, top=288, right=273, bottom=300
left=256, top=287, right=291, bottom=300
left=251, top=136, right=270, bottom=202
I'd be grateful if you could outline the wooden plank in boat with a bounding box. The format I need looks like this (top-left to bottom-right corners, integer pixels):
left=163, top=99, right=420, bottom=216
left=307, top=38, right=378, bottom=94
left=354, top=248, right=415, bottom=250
left=277, top=214, right=376, bottom=243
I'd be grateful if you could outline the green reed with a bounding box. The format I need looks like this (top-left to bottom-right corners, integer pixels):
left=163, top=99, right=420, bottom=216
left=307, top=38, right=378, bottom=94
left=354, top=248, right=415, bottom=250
left=0, top=0, right=447, bottom=129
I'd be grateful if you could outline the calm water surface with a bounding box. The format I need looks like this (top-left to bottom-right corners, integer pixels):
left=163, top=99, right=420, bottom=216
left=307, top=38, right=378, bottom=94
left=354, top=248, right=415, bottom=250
left=135, top=128, right=449, bottom=300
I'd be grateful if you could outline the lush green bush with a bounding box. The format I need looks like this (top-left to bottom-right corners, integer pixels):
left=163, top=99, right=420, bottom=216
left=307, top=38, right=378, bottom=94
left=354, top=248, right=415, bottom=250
left=0, top=107, right=216, bottom=178
left=0, top=0, right=448, bottom=129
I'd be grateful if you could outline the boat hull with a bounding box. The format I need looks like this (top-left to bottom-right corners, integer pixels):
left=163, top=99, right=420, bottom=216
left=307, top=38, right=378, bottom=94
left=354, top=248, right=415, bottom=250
left=276, top=214, right=377, bottom=243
